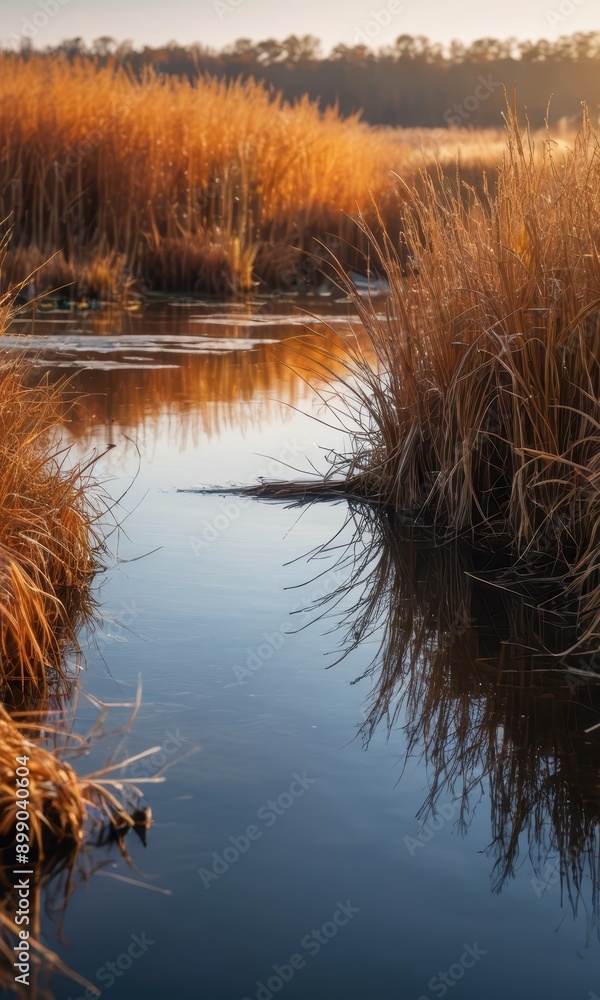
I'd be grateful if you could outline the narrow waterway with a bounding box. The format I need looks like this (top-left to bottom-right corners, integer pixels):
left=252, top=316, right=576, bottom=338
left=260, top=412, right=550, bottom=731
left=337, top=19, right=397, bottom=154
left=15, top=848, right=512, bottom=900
left=6, top=299, right=600, bottom=1000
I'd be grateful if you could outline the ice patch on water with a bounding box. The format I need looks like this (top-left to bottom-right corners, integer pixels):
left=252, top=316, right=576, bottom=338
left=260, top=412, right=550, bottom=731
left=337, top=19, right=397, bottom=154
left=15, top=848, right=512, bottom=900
left=189, top=313, right=353, bottom=327
left=0, top=334, right=281, bottom=356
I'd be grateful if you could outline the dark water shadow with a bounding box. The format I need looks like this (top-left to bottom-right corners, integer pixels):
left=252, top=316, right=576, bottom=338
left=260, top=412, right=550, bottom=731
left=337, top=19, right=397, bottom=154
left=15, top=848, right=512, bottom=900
left=294, top=504, right=600, bottom=937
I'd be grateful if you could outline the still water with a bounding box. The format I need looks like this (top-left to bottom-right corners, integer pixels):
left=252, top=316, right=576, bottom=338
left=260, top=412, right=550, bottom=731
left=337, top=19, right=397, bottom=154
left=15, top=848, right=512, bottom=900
left=6, top=300, right=600, bottom=999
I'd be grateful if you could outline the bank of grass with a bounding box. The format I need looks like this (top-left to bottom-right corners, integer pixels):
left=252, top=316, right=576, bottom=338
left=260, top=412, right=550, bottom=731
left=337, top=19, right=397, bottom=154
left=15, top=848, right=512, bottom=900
left=0, top=356, right=99, bottom=706
left=0, top=284, right=155, bottom=992
left=241, top=104, right=600, bottom=653
left=0, top=54, right=510, bottom=297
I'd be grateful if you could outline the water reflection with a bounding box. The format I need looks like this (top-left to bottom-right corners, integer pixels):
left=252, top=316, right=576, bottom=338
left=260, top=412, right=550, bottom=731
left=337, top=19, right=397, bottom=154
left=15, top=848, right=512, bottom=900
left=300, top=505, right=600, bottom=932
left=4, top=301, right=600, bottom=996
left=11, top=302, right=362, bottom=449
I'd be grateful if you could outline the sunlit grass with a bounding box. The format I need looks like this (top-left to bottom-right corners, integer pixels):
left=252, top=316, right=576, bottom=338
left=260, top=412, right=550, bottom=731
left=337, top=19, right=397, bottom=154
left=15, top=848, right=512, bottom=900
left=0, top=291, right=99, bottom=703
left=0, top=55, right=516, bottom=296
left=237, top=104, right=600, bottom=653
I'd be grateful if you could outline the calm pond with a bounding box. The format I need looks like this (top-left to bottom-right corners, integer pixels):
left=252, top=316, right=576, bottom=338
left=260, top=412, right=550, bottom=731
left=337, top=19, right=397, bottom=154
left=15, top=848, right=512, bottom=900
left=6, top=300, right=600, bottom=1000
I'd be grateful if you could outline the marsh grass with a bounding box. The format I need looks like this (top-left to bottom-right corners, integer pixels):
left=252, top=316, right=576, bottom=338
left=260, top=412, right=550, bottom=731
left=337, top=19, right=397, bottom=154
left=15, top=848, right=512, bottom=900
left=0, top=695, right=159, bottom=997
left=241, top=102, right=600, bottom=654
left=0, top=55, right=517, bottom=296
left=1, top=246, right=133, bottom=304
left=0, top=358, right=100, bottom=706
left=0, top=56, right=398, bottom=294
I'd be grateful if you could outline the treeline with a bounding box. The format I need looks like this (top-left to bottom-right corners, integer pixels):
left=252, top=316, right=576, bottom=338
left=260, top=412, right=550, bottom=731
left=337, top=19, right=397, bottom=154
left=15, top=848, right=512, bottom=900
left=7, top=32, right=600, bottom=126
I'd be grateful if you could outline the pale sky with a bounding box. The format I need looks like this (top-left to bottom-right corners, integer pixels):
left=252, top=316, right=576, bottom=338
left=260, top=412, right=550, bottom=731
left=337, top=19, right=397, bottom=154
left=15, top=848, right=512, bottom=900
left=2, top=0, right=597, bottom=52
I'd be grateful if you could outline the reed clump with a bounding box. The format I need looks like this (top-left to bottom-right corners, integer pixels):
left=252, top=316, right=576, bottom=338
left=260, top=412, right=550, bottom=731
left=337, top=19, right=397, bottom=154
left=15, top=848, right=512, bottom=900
left=0, top=358, right=99, bottom=705
left=0, top=54, right=508, bottom=296
left=0, top=697, right=157, bottom=996
left=244, top=104, right=600, bottom=651
left=0, top=247, right=133, bottom=304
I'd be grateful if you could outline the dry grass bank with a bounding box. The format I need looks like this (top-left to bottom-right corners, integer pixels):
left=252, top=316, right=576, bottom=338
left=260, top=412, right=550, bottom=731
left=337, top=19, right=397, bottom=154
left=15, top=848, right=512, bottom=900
left=0, top=285, right=155, bottom=994
left=0, top=55, right=510, bottom=297
left=0, top=254, right=99, bottom=706
left=0, top=358, right=98, bottom=707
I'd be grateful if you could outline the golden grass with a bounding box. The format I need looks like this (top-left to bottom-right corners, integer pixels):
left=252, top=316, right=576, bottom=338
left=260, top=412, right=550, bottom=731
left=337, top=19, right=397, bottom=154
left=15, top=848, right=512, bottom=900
left=239, top=103, right=600, bottom=653
left=0, top=359, right=99, bottom=707
left=1, top=246, right=132, bottom=303
left=0, top=237, right=100, bottom=707
left=0, top=55, right=516, bottom=296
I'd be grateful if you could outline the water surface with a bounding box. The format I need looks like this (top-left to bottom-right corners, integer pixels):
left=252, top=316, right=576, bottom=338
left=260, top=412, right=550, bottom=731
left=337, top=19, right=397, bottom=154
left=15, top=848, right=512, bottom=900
left=6, top=300, right=600, bottom=1000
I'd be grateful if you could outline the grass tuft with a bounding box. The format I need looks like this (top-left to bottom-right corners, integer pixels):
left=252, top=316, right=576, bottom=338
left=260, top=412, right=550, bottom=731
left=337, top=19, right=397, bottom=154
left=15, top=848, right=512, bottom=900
left=240, top=102, right=600, bottom=651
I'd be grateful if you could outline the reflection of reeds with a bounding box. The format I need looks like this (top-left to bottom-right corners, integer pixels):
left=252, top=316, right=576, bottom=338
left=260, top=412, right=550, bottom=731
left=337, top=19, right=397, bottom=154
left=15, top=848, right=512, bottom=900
left=305, top=506, right=600, bottom=929
left=27, top=323, right=361, bottom=451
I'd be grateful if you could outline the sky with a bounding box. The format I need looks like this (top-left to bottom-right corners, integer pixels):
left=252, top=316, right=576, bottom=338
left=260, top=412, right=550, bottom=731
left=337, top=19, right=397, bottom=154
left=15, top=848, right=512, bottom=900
left=2, top=0, right=598, bottom=53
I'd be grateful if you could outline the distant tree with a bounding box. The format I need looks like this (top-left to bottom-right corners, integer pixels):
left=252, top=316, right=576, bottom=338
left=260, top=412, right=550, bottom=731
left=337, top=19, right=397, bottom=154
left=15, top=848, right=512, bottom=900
left=227, top=38, right=257, bottom=57
left=466, top=38, right=507, bottom=62
left=58, top=37, right=87, bottom=58
left=93, top=36, right=117, bottom=57
left=10, top=32, right=600, bottom=129
left=115, top=40, right=134, bottom=60
left=281, top=35, right=321, bottom=63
